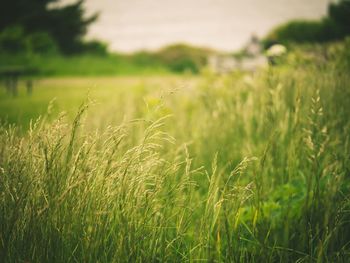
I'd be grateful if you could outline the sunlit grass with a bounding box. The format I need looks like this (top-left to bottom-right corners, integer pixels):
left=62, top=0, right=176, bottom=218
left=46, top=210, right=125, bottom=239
left=0, top=47, right=349, bottom=262
left=0, top=75, right=197, bottom=127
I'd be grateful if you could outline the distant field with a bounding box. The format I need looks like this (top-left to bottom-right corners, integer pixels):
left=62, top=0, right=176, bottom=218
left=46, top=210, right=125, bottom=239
left=0, top=53, right=172, bottom=76
left=0, top=75, right=198, bottom=127
left=0, top=43, right=209, bottom=76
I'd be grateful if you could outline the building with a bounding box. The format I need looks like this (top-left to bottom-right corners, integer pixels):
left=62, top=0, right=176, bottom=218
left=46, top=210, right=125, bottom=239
left=208, top=35, right=268, bottom=73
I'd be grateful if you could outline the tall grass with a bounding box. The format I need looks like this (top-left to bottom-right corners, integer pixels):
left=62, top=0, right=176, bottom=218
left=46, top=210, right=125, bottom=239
left=0, top=44, right=350, bottom=262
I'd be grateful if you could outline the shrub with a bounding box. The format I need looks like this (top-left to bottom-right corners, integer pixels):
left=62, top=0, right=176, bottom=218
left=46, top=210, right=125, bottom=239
left=0, top=26, right=26, bottom=53
left=155, top=44, right=209, bottom=73
left=264, top=19, right=343, bottom=46
left=264, top=0, right=350, bottom=46
left=25, top=31, right=59, bottom=54
left=80, top=40, right=108, bottom=56
left=128, top=51, right=159, bottom=67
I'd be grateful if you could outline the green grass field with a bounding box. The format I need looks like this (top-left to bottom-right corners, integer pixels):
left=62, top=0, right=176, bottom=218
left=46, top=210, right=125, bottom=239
left=0, top=75, right=196, bottom=127
left=0, top=42, right=350, bottom=262
left=0, top=53, right=171, bottom=76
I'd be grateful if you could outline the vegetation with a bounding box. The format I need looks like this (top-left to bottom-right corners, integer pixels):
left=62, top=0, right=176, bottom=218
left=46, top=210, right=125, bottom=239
left=264, top=0, right=350, bottom=47
left=156, top=44, right=211, bottom=73
left=0, top=52, right=170, bottom=76
left=0, top=40, right=349, bottom=262
left=0, top=0, right=98, bottom=54
left=0, top=43, right=211, bottom=76
left=0, top=1, right=211, bottom=75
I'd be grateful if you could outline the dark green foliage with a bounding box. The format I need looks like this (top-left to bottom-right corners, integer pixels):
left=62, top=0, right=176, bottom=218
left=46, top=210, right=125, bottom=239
left=265, top=0, right=350, bottom=45
left=265, top=19, right=341, bottom=45
left=45, top=1, right=97, bottom=54
left=80, top=40, right=108, bottom=56
left=0, top=26, right=58, bottom=54
left=25, top=31, right=59, bottom=54
left=0, top=26, right=27, bottom=53
left=0, top=0, right=97, bottom=54
left=329, top=0, right=350, bottom=35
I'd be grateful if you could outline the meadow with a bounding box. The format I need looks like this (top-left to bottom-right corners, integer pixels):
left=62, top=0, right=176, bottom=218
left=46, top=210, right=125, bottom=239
left=0, top=42, right=349, bottom=262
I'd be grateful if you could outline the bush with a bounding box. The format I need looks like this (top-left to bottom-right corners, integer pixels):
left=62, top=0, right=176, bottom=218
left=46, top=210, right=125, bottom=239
left=0, top=26, right=26, bottom=53
left=25, top=31, right=59, bottom=54
left=264, top=19, right=343, bottom=46
left=0, top=26, right=59, bottom=55
left=329, top=0, right=350, bottom=36
left=156, top=44, right=209, bottom=73
left=129, top=51, right=159, bottom=67
left=264, top=0, right=350, bottom=46
left=80, top=40, right=108, bottom=56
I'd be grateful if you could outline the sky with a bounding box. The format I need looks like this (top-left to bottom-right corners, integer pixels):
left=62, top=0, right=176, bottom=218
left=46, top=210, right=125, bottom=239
left=71, top=0, right=330, bottom=53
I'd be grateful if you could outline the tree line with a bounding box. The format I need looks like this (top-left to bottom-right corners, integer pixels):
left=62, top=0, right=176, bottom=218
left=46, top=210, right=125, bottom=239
left=264, top=0, right=350, bottom=46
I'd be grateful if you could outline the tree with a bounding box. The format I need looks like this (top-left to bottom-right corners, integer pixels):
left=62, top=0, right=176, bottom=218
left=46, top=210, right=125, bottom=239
left=264, top=0, right=350, bottom=45
left=0, top=0, right=97, bottom=54
left=329, top=0, right=350, bottom=36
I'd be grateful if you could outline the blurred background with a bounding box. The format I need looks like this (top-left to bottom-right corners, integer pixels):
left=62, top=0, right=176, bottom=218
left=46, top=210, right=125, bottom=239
left=67, top=0, right=330, bottom=53
left=1, top=0, right=348, bottom=74
left=0, top=0, right=349, bottom=125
